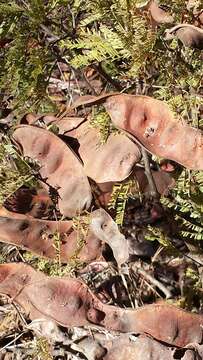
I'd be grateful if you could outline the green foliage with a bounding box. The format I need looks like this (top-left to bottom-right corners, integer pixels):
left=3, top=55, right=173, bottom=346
left=108, top=178, right=140, bottom=226
left=0, top=0, right=57, bottom=113
left=145, top=226, right=177, bottom=250
left=161, top=170, right=203, bottom=241
left=60, top=0, right=155, bottom=76
left=0, top=0, right=202, bottom=117
left=0, top=139, right=36, bottom=205
left=90, top=107, right=118, bottom=143
left=33, top=336, right=53, bottom=360
left=181, top=265, right=202, bottom=311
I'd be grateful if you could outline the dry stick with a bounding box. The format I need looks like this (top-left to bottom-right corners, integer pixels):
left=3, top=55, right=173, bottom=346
left=81, top=70, right=99, bottom=96
left=116, top=129, right=160, bottom=200
left=0, top=332, right=27, bottom=353
left=141, top=148, right=160, bottom=199
left=92, top=63, right=123, bottom=92
left=132, top=265, right=172, bottom=299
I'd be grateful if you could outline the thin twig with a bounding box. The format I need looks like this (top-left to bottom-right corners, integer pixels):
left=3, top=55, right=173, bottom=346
left=80, top=70, right=99, bottom=96
left=92, top=63, right=123, bottom=92
left=141, top=148, right=160, bottom=199
left=132, top=265, right=172, bottom=299
left=0, top=331, right=26, bottom=352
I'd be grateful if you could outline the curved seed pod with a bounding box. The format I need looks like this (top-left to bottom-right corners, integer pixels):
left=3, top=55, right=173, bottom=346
left=148, top=0, right=174, bottom=24
left=0, top=207, right=128, bottom=265
left=34, top=115, right=141, bottom=183
left=62, top=121, right=141, bottom=183
left=104, top=94, right=203, bottom=170
left=0, top=207, right=102, bottom=262
left=90, top=208, right=129, bottom=266
left=12, top=125, right=92, bottom=217
left=199, top=11, right=203, bottom=25
left=165, top=24, right=203, bottom=49
left=103, top=334, right=203, bottom=360
left=24, top=113, right=86, bottom=133
left=1, top=263, right=203, bottom=347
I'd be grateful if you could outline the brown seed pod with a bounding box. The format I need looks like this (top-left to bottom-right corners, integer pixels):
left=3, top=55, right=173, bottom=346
left=1, top=263, right=203, bottom=348
left=104, top=94, right=203, bottom=170
left=148, top=0, right=174, bottom=24
left=0, top=207, right=128, bottom=265
left=0, top=207, right=102, bottom=262
left=12, top=125, right=92, bottom=218
left=165, top=23, right=203, bottom=49
left=61, top=120, right=141, bottom=183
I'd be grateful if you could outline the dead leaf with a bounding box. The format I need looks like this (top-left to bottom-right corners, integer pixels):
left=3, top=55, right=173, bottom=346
left=165, top=24, right=203, bottom=49
left=104, top=94, right=203, bottom=170
left=1, top=263, right=203, bottom=347
left=148, top=0, right=174, bottom=24
left=12, top=125, right=92, bottom=217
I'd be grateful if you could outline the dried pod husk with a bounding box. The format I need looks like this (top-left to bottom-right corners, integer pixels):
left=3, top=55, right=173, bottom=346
left=1, top=263, right=203, bottom=348
left=0, top=207, right=102, bottom=262
left=0, top=207, right=128, bottom=265
left=165, top=24, right=203, bottom=49
left=12, top=125, right=92, bottom=217
left=104, top=94, right=203, bottom=170
left=148, top=0, right=174, bottom=24
left=62, top=120, right=141, bottom=183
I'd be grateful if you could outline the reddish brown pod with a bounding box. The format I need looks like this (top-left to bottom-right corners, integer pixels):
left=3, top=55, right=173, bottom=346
left=0, top=207, right=128, bottom=265
left=0, top=207, right=102, bottom=263
left=148, top=0, right=174, bottom=25
left=62, top=121, right=141, bottom=183
left=165, top=24, right=203, bottom=49
left=38, top=113, right=141, bottom=183
left=104, top=94, right=203, bottom=170
left=12, top=125, right=92, bottom=217
left=1, top=263, right=203, bottom=348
